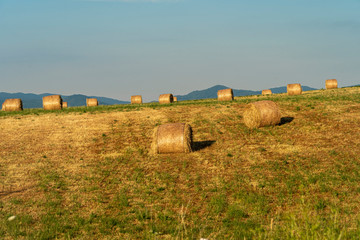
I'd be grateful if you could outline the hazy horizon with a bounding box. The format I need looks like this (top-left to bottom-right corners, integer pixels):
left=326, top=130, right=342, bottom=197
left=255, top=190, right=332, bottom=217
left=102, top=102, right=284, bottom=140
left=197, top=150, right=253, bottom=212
left=1, top=0, right=359, bottom=102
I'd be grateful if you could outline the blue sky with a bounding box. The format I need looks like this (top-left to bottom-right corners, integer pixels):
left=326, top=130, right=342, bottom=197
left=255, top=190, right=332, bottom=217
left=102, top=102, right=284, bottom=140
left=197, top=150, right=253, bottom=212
left=1, top=0, right=360, bottom=101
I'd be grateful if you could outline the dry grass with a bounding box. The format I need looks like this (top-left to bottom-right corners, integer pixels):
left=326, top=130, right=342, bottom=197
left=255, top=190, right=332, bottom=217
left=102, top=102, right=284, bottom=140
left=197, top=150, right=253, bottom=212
left=1, top=87, right=360, bottom=238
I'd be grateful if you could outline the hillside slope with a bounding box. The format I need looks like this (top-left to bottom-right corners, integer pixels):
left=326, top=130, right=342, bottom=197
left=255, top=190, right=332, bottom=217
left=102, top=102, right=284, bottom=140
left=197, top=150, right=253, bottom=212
left=0, top=87, right=360, bottom=239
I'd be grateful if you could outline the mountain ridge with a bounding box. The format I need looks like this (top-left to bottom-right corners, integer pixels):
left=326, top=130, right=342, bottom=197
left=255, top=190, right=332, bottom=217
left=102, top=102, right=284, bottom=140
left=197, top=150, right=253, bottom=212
left=174, top=84, right=318, bottom=101
left=0, top=92, right=129, bottom=109
left=1, top=84, right=320, bottom=108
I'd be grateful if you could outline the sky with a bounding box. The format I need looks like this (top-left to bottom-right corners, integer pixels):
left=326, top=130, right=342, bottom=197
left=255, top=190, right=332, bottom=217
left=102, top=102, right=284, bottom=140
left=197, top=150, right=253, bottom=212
left=1, top=0, right=360, bottom=102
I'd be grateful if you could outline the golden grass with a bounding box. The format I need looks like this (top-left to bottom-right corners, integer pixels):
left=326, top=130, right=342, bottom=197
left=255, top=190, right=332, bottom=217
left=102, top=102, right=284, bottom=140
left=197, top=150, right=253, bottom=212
left=1, top=86, right=360, bottom=238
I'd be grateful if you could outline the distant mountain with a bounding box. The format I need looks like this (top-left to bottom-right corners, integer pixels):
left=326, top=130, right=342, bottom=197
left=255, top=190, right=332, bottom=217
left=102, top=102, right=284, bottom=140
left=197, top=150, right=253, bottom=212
left=175, top=85, right=317, bottom=101
left=1, top=84, right=319, bottom=108
left=0, top=92, right=129, bottom=109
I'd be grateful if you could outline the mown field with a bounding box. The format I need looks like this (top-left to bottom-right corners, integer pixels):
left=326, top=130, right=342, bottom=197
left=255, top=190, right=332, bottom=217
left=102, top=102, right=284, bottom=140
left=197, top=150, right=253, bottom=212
left=1, top=87, right=360, bottom=239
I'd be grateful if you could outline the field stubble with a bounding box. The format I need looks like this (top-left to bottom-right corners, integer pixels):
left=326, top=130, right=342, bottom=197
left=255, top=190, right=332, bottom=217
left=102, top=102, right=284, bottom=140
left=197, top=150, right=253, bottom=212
left=0, top=87, right=360, bottom=239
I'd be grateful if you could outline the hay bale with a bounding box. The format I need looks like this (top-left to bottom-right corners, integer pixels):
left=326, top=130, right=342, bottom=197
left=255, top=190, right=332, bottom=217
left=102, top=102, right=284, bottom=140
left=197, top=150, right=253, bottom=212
left=2, top=99, right=23, bottom=111
left=43, top=95, right=62, bottom=110
left=86, top=98, right=98, bottom=107
left=159, top=94, right=173, bottom=104
left=173, top=96, right=178, bottom=102
left=262, top=89, right=272, bottom=95
left=151, top=123, right=192, bottom=154
left=326, top=79, right=338, bottom=89
left=131, top=95, right=142, bottom=104
left=287, top=84, right=302, bottom=95
left=243, top=100, right=281, bottom=128
left=62, top=102, right=68, bottom=108
left=217, top=88, right=234, bottom=101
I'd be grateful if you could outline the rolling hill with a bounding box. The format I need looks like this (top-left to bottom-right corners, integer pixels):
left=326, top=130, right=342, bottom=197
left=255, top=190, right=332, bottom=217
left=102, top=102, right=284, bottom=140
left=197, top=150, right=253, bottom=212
left=0, top=92, right=129, bottom=109
left=1, top=85, right=318, bottom=108
left=1, top=87, right=360, bottom=239
left=174, top=85, right=318, bottom=101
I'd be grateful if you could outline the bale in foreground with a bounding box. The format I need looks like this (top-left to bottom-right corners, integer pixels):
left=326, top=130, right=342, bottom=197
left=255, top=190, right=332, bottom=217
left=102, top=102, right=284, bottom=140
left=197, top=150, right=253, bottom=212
left=243, top=100, right=281, bottom=128
left=217, top=88, right=234, bottom=101
left=87, top=98, right=98, bottom=107
left=151, top=123, right=192, bottom=154
left=326, top=79, right=338, bottom=89
left=131, top=95, right=142, bottom=104
left=2, top=99, right=23, bottom=111
left=43, top=95, right=62, bottom=110
left=287, top=84, right=302, bottom=95
left=62, top=102, right=68, bottom=108
left=159, top=94, right=173, bottom=104
left=262, top=89, right=272, bottom=95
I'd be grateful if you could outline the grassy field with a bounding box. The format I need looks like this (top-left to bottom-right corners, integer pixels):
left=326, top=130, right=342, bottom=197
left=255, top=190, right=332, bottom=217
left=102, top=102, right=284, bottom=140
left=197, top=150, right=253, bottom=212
left=1, top=87, right=360, bottom=239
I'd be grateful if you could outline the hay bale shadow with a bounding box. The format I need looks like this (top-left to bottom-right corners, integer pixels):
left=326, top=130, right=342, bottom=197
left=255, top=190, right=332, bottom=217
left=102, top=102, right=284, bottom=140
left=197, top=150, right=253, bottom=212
left=279, top=117, right=294, bottom=126
left=192, top=140, right=216, bottom=151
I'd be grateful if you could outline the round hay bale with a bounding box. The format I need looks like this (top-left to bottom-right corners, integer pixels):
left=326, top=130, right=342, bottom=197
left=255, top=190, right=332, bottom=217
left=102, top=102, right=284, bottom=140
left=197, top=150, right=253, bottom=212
left=287, top=84, right=302, bottom=95
left=325, top=79, right=338, bottom=89
left=43, top=95, right=62, bottom=110
left=159, top=94, right=173, bottom=104
left=62, top=102, right=68, bottom=108
left=131, top=95, right=142, bottom=104
left=217, top=88, right=234, bottom=101
left=262, top=89, right=272, bottom=95
left=151, top=123, right=192, bottom=154
left=2, top=99, right=23, bottom=111
left=86, top=98, right=98, bottom=107
left=243, top=100, right=281, bottom=128
left=173, top=96, right=178, bottom=102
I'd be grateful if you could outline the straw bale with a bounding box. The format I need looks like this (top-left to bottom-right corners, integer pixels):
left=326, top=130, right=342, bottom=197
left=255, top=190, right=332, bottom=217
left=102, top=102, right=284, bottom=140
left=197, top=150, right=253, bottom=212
left=62, top=102, right=68, bottom=108
left=43, top=95, right=62, bottom=110
left=325, top=79, right=338, bottom=89
left=131, top=95, right=142, bottom=104
left=287, top=84, right=302, bottom=95
left=2, top=99, right=23, bottom=111
left=86, top=98, right=98, bottom=107
left=243, top=100, right=281, bottom=128
left=159, top=94, right=173, bottom=104
left=262, top=89, right=272, bottom=95
left=173, top=96, right=178, bottom=102
left=151, top=123, right=192, bottom=154
left=217, top=88, right=234, bottom=101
